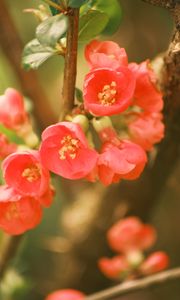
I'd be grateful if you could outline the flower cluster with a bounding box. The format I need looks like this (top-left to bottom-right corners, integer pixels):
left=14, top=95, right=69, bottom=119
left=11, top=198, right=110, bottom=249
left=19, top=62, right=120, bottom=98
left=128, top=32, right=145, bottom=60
left=0, top=89, right=54, bottom=235
left=98, top=217, right=169, bottom=280
left=0, top=39, right=165, bottom=235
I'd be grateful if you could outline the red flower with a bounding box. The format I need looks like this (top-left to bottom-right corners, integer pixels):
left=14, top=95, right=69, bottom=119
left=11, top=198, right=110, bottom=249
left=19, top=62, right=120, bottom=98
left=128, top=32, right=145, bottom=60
left=0, top=133, right=17, bottom=159
left=40, top=122, right=98, bottom=180
left=0, top=185, right=42, bottom=235
left=83, top=67, right=135, bottom=116
left=85, top=40, right=128, bottom=70
left=0, top=88, right=28, bottom=130
left=129, top=61, right=163, bottom=112
left=45, top=289, right=84, bottom=300
left=107, top=217, right=156, bottom=253
left=98, top=140, right=147, bottom=186
left=98, top=255, right=129, bottom=279
left=127, top=112, right=165, bottom=151
left=2, top=150, right=50, bottom=197
left=140, top=251, right=169, bottom=275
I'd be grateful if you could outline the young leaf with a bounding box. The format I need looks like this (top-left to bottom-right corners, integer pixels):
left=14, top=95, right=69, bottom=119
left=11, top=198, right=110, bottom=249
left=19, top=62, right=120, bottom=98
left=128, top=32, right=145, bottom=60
left=79, top=10, right=109, bottom=41
left=36, top=14, right=67, bottom=47
left=95, top=0, right=122, bottom=35
left=48, top=0, right=60, bottom=15
left=68, top=0, right=88, bottom=8
left=22, top=39, right=56, bottom=70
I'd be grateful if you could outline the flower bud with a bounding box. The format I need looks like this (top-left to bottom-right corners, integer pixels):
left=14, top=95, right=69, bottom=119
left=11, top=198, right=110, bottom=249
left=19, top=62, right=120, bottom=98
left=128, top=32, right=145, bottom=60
left=140, top=251, right=169, bottom=275
left=72, top=115, right=89, bottom=132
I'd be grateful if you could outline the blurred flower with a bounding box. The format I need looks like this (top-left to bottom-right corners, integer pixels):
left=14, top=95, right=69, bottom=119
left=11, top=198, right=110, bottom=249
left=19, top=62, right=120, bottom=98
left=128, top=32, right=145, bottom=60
left=0, top=185, right=42, bottom=235
left=129, top=61, right=163, bottom=112
left=140, top=251, right=169, bottom=275
left=0, top=133, right=17, bottom=160
left=98, top=255, right=129, bottom=279
left=127, top=112, right=164, bottom=151
left=45, top=289, right=85, bottom=300
left=107, top=217, right=156, bottom=253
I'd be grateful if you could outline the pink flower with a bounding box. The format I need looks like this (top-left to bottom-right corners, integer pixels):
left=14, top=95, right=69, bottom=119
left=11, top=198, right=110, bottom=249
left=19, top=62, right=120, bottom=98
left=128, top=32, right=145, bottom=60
left=98, top=255, right=129, bottom=279
left=98, top=140, right=147, bottom=186
left=129, top=61, right=163, bottom=112
left=0, top=133, right=17, bottom=159
left=0, top=185, right=42, bottom=235
left=83, top=67, right=135, bottom=116
left=85, top=40, right=128, bottom=70
left=0, top=88, right=28, bottom=130
left=140, top=251, right=169, bottom=275
left=2, top=150, right=50, bottom=197
left=127, top=112, right=165, bottom=151
left=45, top=289, right=84, bottom=300
left=40, top=122, right=98, bottom=180
left=107, top=217, right=156, bottom=253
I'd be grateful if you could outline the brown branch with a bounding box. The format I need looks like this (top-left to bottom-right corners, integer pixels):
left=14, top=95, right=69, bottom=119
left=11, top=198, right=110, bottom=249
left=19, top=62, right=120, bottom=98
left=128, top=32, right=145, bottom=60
left=85, top=268, right=180, bottom=300
left=0, top=235, right=23, bottom=279
left=60, top=8, right=79, bottom=121
left=0, top=0, right=56, bottom=129
left=142, top=0, right=177, bottom=9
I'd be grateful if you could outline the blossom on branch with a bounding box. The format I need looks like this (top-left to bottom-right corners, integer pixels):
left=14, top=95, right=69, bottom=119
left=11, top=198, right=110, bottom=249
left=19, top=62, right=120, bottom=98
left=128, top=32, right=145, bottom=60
left=85, top=39, right=128, bottom=70
left=40, top=122, right=98, bottom=180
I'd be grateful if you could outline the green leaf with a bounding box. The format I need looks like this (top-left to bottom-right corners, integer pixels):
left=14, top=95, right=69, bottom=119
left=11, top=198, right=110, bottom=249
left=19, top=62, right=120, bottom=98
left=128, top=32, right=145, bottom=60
left=95, top=0, right=122, bottom=35
left=36, top=14, right=67, bottom=47
left=75, top=87, right=83, bottom=103
left=68, top=0, right=88, bottom=8
left=79, top=10, right=109, bottom=41
left=22, top=39, right=56, bottom=70
left=48, top=0, right=60, bottom=15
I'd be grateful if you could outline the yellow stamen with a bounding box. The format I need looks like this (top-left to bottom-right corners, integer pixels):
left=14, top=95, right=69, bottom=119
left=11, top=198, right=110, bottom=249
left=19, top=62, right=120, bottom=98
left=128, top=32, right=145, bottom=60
left=59, top=135, right=79, bottom=160
left=98, top=81, right=117, bottom=106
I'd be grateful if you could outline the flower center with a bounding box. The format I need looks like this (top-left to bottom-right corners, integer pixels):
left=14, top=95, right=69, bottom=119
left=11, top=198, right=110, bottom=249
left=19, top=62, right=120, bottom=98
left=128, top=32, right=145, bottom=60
left=98, top=81, right=117, bottom=106
left=22, top=165, right=41, bottom=182
left=6, top=203, right=19, bottom=220
left=59, top=135, right=79, bottom=160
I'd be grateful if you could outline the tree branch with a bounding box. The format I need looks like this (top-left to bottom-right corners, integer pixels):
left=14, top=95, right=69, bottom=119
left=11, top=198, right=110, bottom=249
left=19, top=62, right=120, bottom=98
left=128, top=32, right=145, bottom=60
left=0, top=0, right=56, bottom=129
left=142, top=0, right=177, bottom=9
left=85, top=268, right=180, bottom=300
left=60, top=8, right=79, bottom=121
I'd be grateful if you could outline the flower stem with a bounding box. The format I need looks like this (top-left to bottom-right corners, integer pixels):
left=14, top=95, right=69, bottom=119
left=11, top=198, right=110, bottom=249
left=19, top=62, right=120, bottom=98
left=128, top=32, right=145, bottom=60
left=59, top=8, right=80, bottom=121
left=43, top=0, right=64, bottom=12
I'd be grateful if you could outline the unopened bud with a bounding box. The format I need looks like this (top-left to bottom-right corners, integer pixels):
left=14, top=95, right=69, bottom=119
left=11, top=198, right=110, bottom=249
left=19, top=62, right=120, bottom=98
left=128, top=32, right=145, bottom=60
left=72, top=115, right=89, bottom=132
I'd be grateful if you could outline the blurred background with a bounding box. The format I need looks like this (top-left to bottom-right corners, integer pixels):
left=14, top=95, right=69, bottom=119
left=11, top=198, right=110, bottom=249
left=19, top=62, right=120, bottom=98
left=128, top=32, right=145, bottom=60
left=1, top=1, right=180, bottom=300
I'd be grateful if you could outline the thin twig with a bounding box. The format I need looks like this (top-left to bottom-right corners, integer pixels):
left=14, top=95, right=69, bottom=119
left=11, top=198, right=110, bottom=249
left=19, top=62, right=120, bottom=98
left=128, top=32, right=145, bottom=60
left=85, top=268, right=180, bottom=300
left=60, top=8, right=79, bottom=121
left=43, top=0, right=64, bottom=12
left=0, top=235, right=23, bottom=280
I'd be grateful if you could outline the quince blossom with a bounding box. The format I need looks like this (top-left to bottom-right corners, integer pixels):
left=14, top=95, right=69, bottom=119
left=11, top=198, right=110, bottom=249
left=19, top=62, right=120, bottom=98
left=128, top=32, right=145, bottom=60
left=40, top=122, right=98, bottom=180
left=0, top=133, right=17, bottom=159
left=0, top=185, right=42, bottom=235
left=45, top=289, right=84, bottom=300
left=98, top=255, right=129, bottom=279
left=98, top=141, right=147, bottom=186
left=127, top=112, right=165, bottom=151
left=107, top=217, right=156, bottom=253
left=2, top=150, right=50, bottom=197
left=129, top=61, right=163, bottom=112
left=85, top=40, right=128, bottom=70
left=0, top=88, right=28, bottom=130
left=83, top=67, right=135, bottom=116
left=140, top=251, right=169, bottom=275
